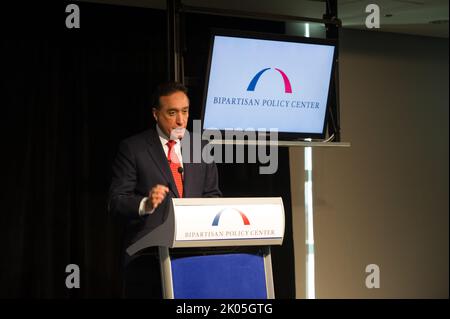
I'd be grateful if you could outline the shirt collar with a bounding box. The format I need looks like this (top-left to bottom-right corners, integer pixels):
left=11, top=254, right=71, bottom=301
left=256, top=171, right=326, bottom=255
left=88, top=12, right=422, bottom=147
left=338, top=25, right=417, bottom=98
left=156, top=124, right=180, bottom=145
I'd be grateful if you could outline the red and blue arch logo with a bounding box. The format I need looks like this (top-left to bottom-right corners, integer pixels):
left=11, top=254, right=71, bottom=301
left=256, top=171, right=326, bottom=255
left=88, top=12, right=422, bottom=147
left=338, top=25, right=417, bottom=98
left=247, top=67, right=293, bottom=93
left=212, top=208, right=250, bottom=226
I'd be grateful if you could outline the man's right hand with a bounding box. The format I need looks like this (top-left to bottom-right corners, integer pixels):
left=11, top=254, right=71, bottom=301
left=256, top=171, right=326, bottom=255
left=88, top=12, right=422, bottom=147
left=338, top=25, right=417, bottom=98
left=146, top=184, right=170, bottom=211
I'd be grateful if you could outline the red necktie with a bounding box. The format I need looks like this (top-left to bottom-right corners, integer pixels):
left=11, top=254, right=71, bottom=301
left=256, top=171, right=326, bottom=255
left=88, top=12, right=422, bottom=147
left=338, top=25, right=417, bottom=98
left=166, top=140, right=183, bottom=198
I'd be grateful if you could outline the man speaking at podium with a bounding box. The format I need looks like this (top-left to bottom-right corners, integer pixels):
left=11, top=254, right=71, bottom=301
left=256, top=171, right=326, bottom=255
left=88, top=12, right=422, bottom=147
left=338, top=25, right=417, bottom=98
left=108, top=82, right=221, bottom=298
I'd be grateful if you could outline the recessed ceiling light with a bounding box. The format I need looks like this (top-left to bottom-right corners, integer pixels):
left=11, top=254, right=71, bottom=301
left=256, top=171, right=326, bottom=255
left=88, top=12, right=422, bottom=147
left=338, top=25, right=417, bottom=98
left=429, top=19, right=448, bottom=25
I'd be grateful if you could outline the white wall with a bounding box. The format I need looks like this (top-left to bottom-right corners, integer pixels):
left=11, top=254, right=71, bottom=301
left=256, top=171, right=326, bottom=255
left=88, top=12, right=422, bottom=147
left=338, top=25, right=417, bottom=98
left=290, top=29, right=449, bottom=298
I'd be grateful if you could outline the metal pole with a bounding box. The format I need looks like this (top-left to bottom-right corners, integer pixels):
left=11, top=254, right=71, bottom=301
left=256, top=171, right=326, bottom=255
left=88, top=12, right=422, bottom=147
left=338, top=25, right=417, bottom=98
left=167, top=0, right=181, bottom=82
left=304, top=146, right=315, bottom=299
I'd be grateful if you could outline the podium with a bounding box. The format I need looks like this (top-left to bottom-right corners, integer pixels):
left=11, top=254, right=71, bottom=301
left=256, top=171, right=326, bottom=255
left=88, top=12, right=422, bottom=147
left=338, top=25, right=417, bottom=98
left=126, top=197, right=285, bottom=299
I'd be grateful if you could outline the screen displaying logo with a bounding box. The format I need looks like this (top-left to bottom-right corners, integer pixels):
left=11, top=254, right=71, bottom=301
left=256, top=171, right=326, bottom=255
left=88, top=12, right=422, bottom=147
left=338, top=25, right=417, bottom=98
left=247, top=68, right=293, bottom=93
left=212, top=208, right=250, bottom=226
left=202, top=34, right=335, bottom=136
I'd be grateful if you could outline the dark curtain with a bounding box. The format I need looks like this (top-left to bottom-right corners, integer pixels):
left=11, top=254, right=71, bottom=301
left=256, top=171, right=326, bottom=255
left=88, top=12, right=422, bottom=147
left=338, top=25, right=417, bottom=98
left=1, top=2, right=295, bottom=298
left=1, top=2, right=167, bottom=298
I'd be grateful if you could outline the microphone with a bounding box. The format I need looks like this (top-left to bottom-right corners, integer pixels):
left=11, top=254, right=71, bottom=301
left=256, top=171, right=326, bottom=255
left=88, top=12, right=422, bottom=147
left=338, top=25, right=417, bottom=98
left=178, top=166, right=184, bottom=182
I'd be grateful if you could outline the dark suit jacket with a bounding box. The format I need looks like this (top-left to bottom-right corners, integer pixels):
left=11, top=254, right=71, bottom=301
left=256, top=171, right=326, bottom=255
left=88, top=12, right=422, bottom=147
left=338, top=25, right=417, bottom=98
left=108, top=129, right=221, bottom=260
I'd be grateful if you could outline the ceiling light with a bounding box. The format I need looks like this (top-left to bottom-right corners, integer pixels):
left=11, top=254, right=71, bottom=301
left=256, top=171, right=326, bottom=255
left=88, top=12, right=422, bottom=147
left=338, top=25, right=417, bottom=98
left=429, top=20, right=448, bottom=25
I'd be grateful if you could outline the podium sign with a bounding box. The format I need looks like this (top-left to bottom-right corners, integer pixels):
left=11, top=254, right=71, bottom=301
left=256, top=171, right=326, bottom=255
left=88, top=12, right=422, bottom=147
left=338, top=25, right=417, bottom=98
left=173, top=197, right=284, bottom=247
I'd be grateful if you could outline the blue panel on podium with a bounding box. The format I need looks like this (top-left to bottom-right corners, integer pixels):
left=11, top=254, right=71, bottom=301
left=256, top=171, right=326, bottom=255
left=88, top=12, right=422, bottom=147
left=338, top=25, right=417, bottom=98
left=171, top=253, right=267, bottom=299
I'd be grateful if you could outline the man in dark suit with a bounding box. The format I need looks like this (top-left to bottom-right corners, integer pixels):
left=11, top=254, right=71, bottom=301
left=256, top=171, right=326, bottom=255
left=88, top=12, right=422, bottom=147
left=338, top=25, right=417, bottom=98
left=108, top=82, right=221, bottom=298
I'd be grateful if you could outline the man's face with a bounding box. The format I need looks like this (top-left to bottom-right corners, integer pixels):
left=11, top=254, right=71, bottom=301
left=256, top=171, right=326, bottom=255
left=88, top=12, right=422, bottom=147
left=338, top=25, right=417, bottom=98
left=153, top=91, right=189, bottom=139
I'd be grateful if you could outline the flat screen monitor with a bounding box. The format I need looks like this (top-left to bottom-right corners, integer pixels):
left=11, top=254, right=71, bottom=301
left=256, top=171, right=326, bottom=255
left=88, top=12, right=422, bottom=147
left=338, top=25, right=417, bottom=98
left=201, top=29, right=337, bottom=141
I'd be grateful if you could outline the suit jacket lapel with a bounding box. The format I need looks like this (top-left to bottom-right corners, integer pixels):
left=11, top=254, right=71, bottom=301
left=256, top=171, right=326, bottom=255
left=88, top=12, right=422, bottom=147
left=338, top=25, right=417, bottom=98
left=180, top=133, right=195, bottom=198
left=145, top=129, right=180, bottom=198
left=183, top=162, right=193, bottom=198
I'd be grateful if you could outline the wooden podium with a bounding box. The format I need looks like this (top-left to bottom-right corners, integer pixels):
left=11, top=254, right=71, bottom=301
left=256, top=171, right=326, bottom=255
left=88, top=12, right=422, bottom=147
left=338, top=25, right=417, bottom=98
left=126, top=197, right=285, bottom=299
